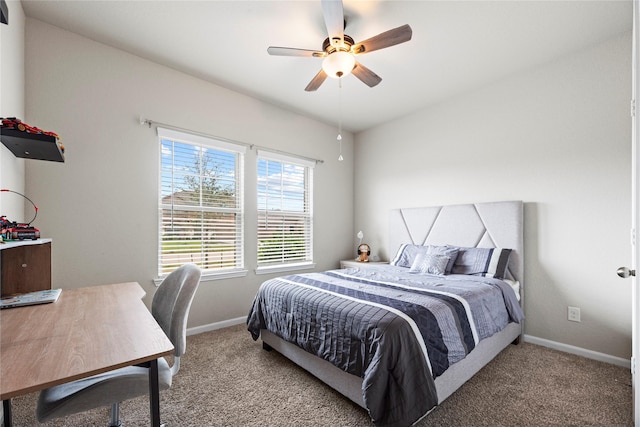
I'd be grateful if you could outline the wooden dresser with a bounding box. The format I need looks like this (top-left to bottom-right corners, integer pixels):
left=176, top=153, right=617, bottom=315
left=0, top=238, right=52, bottom=296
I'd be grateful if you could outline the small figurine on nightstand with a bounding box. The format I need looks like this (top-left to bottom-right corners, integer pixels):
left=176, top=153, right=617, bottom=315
left=357, top=243, right=371, bottom=262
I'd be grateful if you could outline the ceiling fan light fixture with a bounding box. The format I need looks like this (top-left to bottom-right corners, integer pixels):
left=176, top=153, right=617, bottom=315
left=322, top=51, right=356, bottom=79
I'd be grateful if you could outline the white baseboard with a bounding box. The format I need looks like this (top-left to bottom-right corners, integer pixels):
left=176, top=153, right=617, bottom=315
left=184, top=321, right=632, bottom=370
left=524, top=334, right=630, bottom=369
left=186, top=316, right=246, bottom=336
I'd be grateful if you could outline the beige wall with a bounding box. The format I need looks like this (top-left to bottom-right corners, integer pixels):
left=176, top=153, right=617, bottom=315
left=24, top=18, right=354, bottom=328
left=0, top=1, right=26, bottom=422
left=0, top=0, right=25, bottom=219
left=353, top=33, right=632, bottom=360
left=18, top=11, right=633, bottom=361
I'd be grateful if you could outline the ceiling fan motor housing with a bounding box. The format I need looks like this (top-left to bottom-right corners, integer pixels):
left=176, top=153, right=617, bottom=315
left=322, top=35, right=355, bottom=54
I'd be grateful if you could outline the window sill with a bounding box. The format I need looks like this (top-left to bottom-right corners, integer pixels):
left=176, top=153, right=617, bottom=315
left=154, top=268, right=248, bottom=286
left=255, top=262, right=316, bottom=276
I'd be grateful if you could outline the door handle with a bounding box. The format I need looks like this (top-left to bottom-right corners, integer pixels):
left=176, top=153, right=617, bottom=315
left=617, top=267, right=636, bottom=278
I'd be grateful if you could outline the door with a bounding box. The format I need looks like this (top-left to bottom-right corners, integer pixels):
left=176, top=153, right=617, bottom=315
left=632, top=1, right=639, bottom=424
left=616, top=0, right=640, bottom=423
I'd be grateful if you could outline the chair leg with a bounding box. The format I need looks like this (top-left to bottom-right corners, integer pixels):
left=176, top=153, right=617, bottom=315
left=108, top=402, right=122, bottom=427
left=107, top=401, right=165, bottom=427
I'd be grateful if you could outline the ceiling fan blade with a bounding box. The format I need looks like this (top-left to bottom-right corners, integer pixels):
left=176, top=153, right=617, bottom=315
left=351, top=62, right=382, bottom=88
left=322, top=0, right=344, bottom=42
left=305, top=69, right=328, bottom=92
left=268, top=47, right=326, bottom=58
left=352, top=24, right=413, bottom=55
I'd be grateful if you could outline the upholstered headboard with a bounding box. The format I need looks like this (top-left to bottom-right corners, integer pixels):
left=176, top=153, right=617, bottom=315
left=389, top=201, right=523, bottom=284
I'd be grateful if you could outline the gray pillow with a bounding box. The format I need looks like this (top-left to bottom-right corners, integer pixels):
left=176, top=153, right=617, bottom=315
left=425, top=245, right=459, bottom=274
left=409, top=253, right=449, bottom=275
left=390, top=244, right=428, bottom=268
left=451, top=247, right=512, bottom=279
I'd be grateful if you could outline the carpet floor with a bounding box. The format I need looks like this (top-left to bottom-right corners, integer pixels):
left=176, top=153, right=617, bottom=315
left=9, top=323, right=632, bottom=426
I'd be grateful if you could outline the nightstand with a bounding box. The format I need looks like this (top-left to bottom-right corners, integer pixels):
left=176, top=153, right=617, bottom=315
left=340, top=259, right=388, bottom=269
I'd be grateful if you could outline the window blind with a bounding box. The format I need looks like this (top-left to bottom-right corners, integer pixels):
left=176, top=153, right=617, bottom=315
left=158, top=127, right=245, bottom=276
left=257, top=150, right=314, bottom=267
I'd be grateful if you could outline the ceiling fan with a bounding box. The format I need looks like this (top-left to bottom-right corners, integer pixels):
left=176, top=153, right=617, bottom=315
left=267, top=0, right=413, bottom=92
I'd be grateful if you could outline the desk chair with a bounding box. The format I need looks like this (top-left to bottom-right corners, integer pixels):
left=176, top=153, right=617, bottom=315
left=36, top=264, right=202, bottom=426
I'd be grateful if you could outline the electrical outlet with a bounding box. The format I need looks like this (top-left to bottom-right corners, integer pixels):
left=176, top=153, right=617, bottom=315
left=568, top=306, right=581, bottom=322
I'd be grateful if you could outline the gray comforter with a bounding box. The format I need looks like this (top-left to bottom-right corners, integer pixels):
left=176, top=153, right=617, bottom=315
left=247, top=265, right=524, bottom=427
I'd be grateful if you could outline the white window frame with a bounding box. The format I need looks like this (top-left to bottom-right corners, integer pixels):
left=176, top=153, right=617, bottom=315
left=256, top=149, right=315, bottom=275
left=157, top=127, right=246, bottom=281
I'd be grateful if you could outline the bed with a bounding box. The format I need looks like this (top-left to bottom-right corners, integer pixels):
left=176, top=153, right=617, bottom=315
left=247, top=200, right=524, bottom=426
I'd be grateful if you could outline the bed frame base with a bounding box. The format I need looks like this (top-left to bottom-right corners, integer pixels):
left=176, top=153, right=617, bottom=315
left=261, top=322, right=521, bottom=410
left=261, top=329, right=366, bottom=407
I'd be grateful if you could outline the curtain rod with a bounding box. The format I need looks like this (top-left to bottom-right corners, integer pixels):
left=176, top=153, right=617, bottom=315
left=139, top=116, right=324, bottom=165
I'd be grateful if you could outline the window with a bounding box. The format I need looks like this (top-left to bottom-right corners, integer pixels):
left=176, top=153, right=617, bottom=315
left=158, top=128, right=245, bottom=277
left=257, top=150, right=314, bottom=271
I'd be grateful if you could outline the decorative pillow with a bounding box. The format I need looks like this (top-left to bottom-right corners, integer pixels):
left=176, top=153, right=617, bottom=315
left=451, top=247, right=512, bottom=279
left=390, top=244, right=429, bottom=268
left=425, top=245, right=459, bottom=274
left=409, top=253, right=449, bottom=275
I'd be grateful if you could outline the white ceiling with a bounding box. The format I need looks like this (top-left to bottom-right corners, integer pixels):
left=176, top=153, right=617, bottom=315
left=20, top=0, right=633, bottom=133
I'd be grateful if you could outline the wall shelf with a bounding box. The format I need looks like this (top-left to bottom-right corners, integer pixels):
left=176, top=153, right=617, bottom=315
left=0, top=128, right=65, bottom=162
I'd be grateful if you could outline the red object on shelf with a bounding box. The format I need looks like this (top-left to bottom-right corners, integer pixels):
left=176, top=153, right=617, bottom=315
left=1, top=117, right=59, bottom=139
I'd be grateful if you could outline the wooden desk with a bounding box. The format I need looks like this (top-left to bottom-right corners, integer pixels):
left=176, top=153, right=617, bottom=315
left=0, top=282, right=174, bottom=426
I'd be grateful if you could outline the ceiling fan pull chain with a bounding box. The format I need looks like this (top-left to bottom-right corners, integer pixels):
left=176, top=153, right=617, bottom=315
left=337, top=78, right=344, bottom=162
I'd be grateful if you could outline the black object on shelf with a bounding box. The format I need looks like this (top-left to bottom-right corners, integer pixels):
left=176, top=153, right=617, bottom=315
left=0, top=128, right=65, bottom=162
left=1, top=0, right=8, bottom=25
